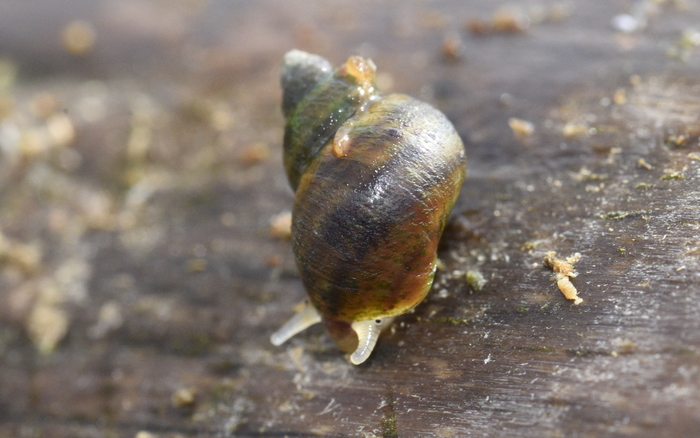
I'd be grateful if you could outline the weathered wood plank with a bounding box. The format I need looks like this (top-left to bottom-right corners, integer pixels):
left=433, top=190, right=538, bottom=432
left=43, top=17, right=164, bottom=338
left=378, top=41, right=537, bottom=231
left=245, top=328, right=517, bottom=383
left=0, top=1, right=699, bottom=437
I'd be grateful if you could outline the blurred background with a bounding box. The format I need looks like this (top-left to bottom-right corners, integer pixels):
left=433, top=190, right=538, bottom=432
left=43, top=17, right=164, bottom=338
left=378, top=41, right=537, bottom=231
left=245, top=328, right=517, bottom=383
left=1, top=1, right=699, bottom=437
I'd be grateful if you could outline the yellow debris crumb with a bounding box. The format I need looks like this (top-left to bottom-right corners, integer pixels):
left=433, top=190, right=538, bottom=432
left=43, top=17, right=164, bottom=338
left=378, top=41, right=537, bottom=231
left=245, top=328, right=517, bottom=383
left=562, top=122, right=589, bottom=139
left=613, top=88, right=627, bottom=105
left=637, top=158, right=653, bottom=170
left=269, top=211, right=292, bottom=239
left=543, top=251, right=583, bottom=304
left=491, top=7, right=530, bottom=33
left=508, top=117, right=535, bottom=141
left=27, top=300, right=69, bottom=354
left=240, top=142, right=270, bottom=165
left=465, top=269, right=487, bottom=291
left=441, top=33, right=465, bottom=61
left=46, top=113, right=76, bottom=147
left=171, top=387, right=197, bottom=408
left=88, top=301, right=123, bottom=339
left=61, top=20, right=96, bottom=56
left=0, top=231, right=43, bottom=275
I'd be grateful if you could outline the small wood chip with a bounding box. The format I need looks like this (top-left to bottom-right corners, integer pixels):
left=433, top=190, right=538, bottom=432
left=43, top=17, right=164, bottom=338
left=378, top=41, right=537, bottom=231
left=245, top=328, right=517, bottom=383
left=171, top=387, right=197, bottom=408
left=61, top=20, right=96, bottom=56
left=240, top=142, right=270, bottom=165
left=269, top=211, right=292, bottom=239
left=508, top=118, right=535, bottom=141
left=543, top=251, right=583, bottom=304
left=562, top=122, right=589, bottom=139
left=466, top=269, right=487, bottom=291
left=613, top=88, right=627, bottom=105
left=637, top=158, right=653, bottom=170
left=441, top=33, right=465, bottom=61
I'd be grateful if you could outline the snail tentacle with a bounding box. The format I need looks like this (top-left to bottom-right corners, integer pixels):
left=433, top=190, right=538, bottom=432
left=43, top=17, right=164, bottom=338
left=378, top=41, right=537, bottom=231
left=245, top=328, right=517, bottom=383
left=350, top=319, right=383, bottom=365
left=270, top=302, right=322, bottom=346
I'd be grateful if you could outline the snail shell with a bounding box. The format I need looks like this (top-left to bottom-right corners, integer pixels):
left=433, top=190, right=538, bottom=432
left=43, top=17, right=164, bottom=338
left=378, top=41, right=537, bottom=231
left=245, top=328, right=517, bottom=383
left=271, top=50, right=466, bottom=364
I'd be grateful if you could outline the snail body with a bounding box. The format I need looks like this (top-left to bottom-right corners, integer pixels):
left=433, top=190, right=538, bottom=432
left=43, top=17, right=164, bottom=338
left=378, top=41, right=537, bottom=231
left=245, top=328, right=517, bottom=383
left=271, top=50, right=466, bottom=364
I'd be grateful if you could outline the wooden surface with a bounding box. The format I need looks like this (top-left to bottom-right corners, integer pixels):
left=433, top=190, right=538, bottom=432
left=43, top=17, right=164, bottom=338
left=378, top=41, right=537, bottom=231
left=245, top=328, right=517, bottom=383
left=1, top=1, right=699, bottom=437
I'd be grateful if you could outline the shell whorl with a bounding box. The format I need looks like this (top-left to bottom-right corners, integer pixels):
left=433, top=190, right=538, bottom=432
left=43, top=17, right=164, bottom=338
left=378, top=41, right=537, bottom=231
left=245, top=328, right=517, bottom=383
left=280, top=50, right=333, bottom=118
left=291, top=93, right=465, bottom=322
left=281, top=52, right=380, bottom=191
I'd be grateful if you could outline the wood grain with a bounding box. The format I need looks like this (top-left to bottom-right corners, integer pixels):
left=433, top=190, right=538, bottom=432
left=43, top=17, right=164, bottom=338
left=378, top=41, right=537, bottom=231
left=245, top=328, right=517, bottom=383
left=0, top=1, right=698, bottom=437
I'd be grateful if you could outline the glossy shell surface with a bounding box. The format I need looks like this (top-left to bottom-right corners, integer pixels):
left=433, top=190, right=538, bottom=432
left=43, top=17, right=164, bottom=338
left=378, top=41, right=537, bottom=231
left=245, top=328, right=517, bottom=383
left=272, top=50, right=466, bottom=363
left=293, top=93, right=465, bottom=323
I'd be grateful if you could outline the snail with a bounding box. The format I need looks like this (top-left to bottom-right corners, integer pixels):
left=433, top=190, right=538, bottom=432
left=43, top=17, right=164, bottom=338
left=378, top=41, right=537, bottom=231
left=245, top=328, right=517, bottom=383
left=270, top=50, right=466, bottom=365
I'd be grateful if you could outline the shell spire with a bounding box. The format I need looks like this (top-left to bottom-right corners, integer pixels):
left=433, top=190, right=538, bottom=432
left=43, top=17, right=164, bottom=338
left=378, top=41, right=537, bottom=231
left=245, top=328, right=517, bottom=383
left=280, top=50, right=333, bottom=118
